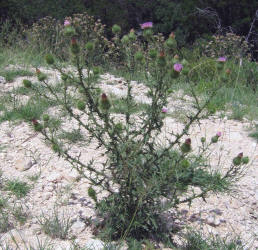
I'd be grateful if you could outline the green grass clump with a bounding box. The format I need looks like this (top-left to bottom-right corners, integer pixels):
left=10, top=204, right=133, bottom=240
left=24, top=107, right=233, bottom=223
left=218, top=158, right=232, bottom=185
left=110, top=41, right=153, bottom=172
left=4, top=179, right=31, bottom=198
left=249, top=125, right=258, bottom=142
left=110, top=94, right=149, bottom=114
left=0, top=212, right=13, bottom=233
left=0, top=96, right=58, bottom=124
left=184, top=230, right=244, bottom=250
left=0, top=69, right=33, bottom=82
left=37, top=209, right=72, bottom=240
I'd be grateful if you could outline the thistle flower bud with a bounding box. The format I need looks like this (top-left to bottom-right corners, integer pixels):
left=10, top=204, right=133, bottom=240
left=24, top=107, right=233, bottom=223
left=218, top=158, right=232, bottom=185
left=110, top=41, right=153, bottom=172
left=100, top=93, right=111, bottom=111
left=77, top=100, right=86, bottom=111
left=157, top=51, right=166, bottom=67
left=181, top=59, right=188, bottom=66
left=165, top=37, right=177, bottom=49
left=181, top=159, right=190, bottom=168
left=42, top=114, right=50, bottom=121
left=63, top=26, right=76, bottom=37
left=114, top=122, right=123, bottom=133
left=78, top=86, right=84, bottom=93
left=135, top=51, right=144, bottom=62
left=143, top=28, right=153, bottom=39
left=128, top=30, right=136, bottom=41
left=169, top=32, right=175, bottom=39
left=85, top=41, right=94, bottom=51
left=201, top=137, right=206, bottom=143
left=174, top=54, right=179, bottom=60
left=149, top=49, right=157, bottom=59
left=238, top=152, right=243, bottom=158
left=88, top=187, right=97, bottom=202
left=32, top=119, right=43, bottom=132
left=23, top=79, right=32, bottom=88
left=45, top=54, right=54, bottom=65
left=61, top=74, right=68, bottom=81
left=225, top=69, right=231, bottom=75
left=121, top=35, right=129, bottom=44
left=93, top=66, right=100, bottom=75
left=36, top=68, right=47, bottom=81
left=71, top=38, right=80, bottom=55
left=52, top=143, right=59, bottom=153
left=181, top=138, right=192, bottom=153
left=182, top=66, right=190, bottom=75
left=211, top=135, right=218, bottom=143
left=233, top=152, right=243, bottom=166
left=112, top=24, right=121, bottom=34
left=211, top=131, right=222, bottom=143
left=242, top=156, right=249, bottom=164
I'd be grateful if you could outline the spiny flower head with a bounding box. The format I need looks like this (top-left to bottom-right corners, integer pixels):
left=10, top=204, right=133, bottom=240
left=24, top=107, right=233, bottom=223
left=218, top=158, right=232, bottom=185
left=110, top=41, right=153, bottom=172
left=31, top=118, right=38, bottom=125
left=216, top=131, right=222, bottom=137
left=64, top=20, right=71, bottom=26
left=140, top=22, right=153, bottom=29
left=173, top=63, right=183, bottom=72
left=101, top=93, right=107, bottom=100
left=238, top=152, right=243, bottom=158
left=185, top=138, right=191, bottom=145
left=36, top=68, right=41, bottom=74
left=218, top=57, right=227, bottom=62
left=170, top=32, right=175, bottom=39
left=71, top=37, right=77, bottom=45
left=181, top=138, right=192, bottom=153
left=161, top=107, right=168, bottom=113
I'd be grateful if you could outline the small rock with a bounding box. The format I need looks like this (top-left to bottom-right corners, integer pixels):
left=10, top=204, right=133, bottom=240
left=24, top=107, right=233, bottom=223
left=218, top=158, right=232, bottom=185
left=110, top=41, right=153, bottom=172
left=23, top=160, right=36, bottom=171
left=64, top=169, right=80, bottom=182
left=206, top=216, right=221, bottom=227
left=71, top=220, right=86, bottom=234
left=42, top=192, right=52, bottom=200
left=0, top=76, right=6, bottom=84
left=47, top=173, right=63, bottom=183
left=84, top=239, right=105, bottom=250
left=210, top=208, right=223, bottom=215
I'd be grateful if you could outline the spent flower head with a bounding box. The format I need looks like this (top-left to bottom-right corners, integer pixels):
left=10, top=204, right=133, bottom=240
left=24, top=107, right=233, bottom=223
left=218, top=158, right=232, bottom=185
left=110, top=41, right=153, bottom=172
left=140, top=22, right=153, bottom=29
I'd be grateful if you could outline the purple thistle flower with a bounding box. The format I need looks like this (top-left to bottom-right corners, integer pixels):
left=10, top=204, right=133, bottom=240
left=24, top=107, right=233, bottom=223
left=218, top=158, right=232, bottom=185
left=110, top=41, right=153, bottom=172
left=140, top=22, right=153, bottom=29
left=218, top=57, right=227, bottom=62
left=161, top=107, right=168, bottom=113
left=64, top=20, right=71, bottom=26
left=216, top=131, right=222, bottom=137
left=173, top=63, right=183, bottom=72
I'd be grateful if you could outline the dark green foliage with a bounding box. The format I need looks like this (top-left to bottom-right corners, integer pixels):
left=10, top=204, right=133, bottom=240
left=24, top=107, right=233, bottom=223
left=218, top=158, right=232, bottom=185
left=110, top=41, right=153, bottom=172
left=1, top=0, right=86, bottom=25
left=2, top=0, right=256, bottom=52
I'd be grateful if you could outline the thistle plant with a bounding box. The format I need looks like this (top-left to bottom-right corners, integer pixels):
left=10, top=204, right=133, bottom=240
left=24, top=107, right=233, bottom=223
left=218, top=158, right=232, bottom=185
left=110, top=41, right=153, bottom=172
left=24, top=22, right=249, bottom=243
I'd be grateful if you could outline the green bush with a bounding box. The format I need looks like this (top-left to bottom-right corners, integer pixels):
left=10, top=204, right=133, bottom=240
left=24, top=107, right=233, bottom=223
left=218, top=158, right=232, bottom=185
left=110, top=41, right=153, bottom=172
left=21, top=23, right=249, bottom=244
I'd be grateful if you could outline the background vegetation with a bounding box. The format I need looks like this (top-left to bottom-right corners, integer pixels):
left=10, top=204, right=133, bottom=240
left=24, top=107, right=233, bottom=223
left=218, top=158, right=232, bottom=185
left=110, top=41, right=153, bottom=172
left=1, top=0, right=257, bottom=59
